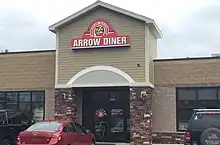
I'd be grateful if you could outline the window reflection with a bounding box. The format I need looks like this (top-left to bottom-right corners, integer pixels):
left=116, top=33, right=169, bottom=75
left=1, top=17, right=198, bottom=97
left=32, top=103, right=44, bottom=122
left=6, top=92, right=18, bottom=102
left=19, top=92, right=31, bottom=102
left=19, top=103, right=31, bottom=119
left=0, top=91, right=45, bottom=122
left=32, top=92, right=44, bottom=102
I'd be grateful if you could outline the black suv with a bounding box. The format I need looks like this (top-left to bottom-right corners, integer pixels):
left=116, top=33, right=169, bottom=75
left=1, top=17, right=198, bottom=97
left=184, top=109, right=220, bottom=145
left=0, top=109, right=33, bottom=145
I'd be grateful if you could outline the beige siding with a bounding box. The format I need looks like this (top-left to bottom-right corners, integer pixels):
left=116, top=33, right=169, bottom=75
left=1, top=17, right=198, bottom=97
left=0, top=51, right=55, bottom=89
left=57, top=7, right=147, bottom=84
left=154, top=58, right=220, bottom=85
left=145, top=26, right=157, bottom=85
left=145, top=26, right=150, bottom=84
left=149, top=30, right=157, bottom=85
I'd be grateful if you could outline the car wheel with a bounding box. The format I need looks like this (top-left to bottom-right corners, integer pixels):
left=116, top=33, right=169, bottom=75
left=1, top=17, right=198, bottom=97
left=200, top=127, right=220, bottom=145
left=3, top=140, right=11, bottom=145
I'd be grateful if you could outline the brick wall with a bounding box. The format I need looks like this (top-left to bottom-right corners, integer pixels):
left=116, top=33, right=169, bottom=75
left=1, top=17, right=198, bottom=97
left=130, top=87, right=153, bottom=145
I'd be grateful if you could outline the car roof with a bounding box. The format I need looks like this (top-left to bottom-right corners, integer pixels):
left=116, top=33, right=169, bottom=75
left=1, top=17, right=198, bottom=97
left=194, top=109, right=220, bottom=114
left=40, top=119, right=78, bottom=124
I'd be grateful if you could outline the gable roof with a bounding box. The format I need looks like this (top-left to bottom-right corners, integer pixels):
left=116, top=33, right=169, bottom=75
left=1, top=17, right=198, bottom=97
left=49, top=0, right=162, bottom=38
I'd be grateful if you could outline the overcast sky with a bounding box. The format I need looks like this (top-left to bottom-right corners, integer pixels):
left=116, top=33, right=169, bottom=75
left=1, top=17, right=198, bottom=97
left=1, top=0, right=220, bottom=58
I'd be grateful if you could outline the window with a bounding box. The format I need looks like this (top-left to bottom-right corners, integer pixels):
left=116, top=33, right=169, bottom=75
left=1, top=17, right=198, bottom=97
left=178, top=88, right=196, bottom=100
left=0, top=93, right=5, bottom=109
left=67, top=122, right=76, bottom=132
left=177, top=109, right=193, bottom=130
left=32, top=92, right=44, bottom=102
left=198, top=88, right=217, bottom=100
left=75, top=123, right=87, bottom=134
left=19, top=92, right=31, bottom=102
left=191, top=113, right=220, bottom=130
left=27, top=122, right=61, bottom=131
left=176, top=87, right=220, bottom=131
left=0, top=91, right=45, bottom=122
left=6, top=92, right=18, bottom=102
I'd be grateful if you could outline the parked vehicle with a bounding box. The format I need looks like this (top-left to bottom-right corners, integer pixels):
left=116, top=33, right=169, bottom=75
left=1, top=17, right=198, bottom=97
left=184, top=109, right=220, bottom=145
left=17, top=120, right=96, bottom=145
left=0, top=109, right=32, bottom=145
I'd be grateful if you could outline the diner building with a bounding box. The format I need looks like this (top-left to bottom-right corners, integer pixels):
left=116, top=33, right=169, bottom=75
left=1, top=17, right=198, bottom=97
left=1, top=1, right=220, bottom=144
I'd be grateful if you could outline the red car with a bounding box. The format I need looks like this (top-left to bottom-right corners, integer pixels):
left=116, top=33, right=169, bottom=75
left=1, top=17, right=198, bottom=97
left=16, top=120, right=95, bottom=145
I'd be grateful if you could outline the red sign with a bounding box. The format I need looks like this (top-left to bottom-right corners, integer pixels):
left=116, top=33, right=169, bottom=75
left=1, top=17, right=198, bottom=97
left=71, top=19, right=130, bottom=49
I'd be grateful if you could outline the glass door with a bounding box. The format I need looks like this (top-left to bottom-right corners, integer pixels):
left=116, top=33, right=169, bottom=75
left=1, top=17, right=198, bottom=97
left=108, top=90, right=129, bottom=142
left=82, top=87, right=129, bottom=143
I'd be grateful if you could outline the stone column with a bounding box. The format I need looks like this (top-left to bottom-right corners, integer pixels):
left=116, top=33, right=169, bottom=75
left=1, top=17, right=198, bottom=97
left=54, top=88, right=78, bottom=121
left=130, top=87, right=153, bottom=145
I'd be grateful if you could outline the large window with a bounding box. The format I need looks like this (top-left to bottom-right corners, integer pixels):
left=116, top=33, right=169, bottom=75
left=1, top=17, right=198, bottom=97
left=176, top=87, right=220, bottom=131
left=0, top=91, right=45, bottom=122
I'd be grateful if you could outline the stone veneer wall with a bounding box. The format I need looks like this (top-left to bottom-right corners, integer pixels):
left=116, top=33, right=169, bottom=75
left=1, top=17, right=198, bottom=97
left=130, top=87, right=153, bottom=145
left=54, top=88, right=78, bottom=120
left=152, top=132, right=185, bottom=144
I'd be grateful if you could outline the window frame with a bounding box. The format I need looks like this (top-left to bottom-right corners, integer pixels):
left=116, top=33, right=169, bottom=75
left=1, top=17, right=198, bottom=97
left=0, top=91, right=45, bottom=122
left=176, top=87, right=220, bottom=131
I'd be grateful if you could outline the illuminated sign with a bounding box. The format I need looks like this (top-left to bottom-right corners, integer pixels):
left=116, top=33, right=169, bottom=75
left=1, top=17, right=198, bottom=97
left=71, top=19, right=130, bottom=49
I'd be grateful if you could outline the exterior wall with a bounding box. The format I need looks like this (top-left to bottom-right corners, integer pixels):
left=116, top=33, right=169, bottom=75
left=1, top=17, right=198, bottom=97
left=152, top=86, right=176, bottom=132
left=154, top=58, right=220, bottom=85
left=0, top=51, right=56, bottom=120
left=152, top=57, right=220, bottom=143
left=57, top=7, right=149, bottom=84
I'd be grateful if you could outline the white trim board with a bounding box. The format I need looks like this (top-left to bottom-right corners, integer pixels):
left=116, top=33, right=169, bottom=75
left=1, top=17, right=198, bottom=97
left=55, top=82, right=154, bottom=89
left=48, top=0, right=162, bottom=38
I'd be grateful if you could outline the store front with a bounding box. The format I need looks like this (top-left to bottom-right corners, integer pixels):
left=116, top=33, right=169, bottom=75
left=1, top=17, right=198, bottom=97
left=2, top=1, right=220, bottom=144
left=49, top=1, right=161, bottom=144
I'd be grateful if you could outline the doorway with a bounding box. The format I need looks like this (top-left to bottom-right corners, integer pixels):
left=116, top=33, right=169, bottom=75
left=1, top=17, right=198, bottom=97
left=82, top=87, right=130, bottom=143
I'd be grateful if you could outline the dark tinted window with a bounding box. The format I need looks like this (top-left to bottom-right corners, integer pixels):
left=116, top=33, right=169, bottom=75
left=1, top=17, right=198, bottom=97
left=32, top=92, right=44, bottom=102
left=6, top=92, right=18, bottom=102
left=178, top=88, right=196, bottom=100
left=66, top=122, right=76, bottom=132
left=198, top=88, right=217, bottom=100
left=218, top=89, right=220, bottom=99
left=75, top=123, right=86, bottom=134
left=19, top=92, right=31, bottom=102
left=0, top=93, right=5, bottom=102
left=27, top=122, right=61, bottom=131
left=190, top=113, right=220, bottom=130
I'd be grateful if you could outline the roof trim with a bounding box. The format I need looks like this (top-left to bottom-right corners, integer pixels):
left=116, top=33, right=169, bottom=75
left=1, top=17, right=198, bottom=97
left=0, top=49, right=55, bottom=55
left=154, top=56, right=220, bottom=62
left=49, top=0, right=162, bottom=38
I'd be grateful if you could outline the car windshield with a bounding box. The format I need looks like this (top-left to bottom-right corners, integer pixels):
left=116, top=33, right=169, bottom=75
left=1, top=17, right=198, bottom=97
left=190, top=113, right=220, bottom=130
left=27, top=122, right=61, bottom=131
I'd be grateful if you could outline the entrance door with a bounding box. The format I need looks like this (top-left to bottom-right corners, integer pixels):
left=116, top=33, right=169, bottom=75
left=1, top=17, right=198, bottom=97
left=82, top=87, right=129, bottom=143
